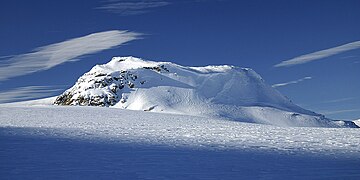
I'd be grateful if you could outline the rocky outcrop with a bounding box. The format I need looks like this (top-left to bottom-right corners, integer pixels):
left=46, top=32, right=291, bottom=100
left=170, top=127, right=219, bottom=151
left=54, top=60, right=169, bottom=107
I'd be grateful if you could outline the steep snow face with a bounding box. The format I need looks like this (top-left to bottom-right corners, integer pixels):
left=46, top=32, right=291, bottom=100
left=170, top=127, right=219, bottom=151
left=354, top=119, right=360, bottom=127
left=54, top=56, right=357, bottom=127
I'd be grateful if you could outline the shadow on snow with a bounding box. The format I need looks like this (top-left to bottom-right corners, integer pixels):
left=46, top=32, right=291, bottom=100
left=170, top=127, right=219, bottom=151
left=1, top=127, right=359, bottom=179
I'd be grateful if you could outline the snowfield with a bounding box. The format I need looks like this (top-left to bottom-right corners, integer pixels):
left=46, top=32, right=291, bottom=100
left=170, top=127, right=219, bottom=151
left=1, top=105, right=360, bottom=179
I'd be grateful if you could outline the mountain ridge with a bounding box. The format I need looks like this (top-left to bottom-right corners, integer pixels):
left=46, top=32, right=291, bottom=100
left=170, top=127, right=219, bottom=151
left=53, top=56, right=357, bottom=128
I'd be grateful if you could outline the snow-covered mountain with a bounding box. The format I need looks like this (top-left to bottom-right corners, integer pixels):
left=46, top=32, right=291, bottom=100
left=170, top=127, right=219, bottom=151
left=54, top=56, right=357, bottom=128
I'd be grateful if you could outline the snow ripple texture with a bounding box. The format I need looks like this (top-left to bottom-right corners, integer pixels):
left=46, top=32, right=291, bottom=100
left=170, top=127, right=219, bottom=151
left=1, top=106, right=359, bottom=156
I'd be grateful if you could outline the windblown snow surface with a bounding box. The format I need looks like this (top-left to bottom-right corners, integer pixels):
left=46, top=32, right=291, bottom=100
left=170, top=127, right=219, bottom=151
left=0, top=104, right=360, bottom=179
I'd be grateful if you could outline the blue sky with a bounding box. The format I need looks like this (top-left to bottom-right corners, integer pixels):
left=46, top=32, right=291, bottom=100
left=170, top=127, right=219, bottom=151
left=0, top=0, right=359, bottom=120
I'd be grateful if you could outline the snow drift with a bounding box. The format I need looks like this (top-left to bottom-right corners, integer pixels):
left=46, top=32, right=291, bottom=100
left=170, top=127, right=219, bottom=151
left=354, top=119, right=360, bottom=127
left=54, top=56, right=357, bottom=128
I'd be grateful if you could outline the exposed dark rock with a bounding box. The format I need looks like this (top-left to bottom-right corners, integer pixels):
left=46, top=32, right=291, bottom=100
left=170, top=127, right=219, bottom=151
left=54, top=63, right=169, bottom=107
left=143, top=65, right=169, bottom=73
left=95, top=73, right=106, bottom=77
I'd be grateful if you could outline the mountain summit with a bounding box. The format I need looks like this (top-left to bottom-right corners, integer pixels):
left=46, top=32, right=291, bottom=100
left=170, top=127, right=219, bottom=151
left=54, top=56, right=357, bottom=128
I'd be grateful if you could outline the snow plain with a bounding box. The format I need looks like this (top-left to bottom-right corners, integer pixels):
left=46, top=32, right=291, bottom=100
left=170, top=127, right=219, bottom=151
left=1, top=105, right=360, bottom=179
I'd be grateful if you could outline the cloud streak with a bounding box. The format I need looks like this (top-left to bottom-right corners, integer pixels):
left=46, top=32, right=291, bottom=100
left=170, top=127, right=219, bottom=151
left=97, top=0, right=171, bottom=16
left=272, top=76, right=312, bottom=88
left=321, top=97, right=358, bottom=104
left=274, top=40, right=360, bottom=67
left=320, top=109, right=360, bottom=115
left=0, top=30, right=141, bottom=81
left=0, top=86, right=64, bottom=104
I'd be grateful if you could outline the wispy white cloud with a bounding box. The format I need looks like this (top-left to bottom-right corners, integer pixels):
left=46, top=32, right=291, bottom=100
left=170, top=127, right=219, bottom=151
left=274, top=40, right=360, bottom=67
left=340, top=55, right=358, bottom=59
left=321, top=97, right=358, bottom=104
left=304, top=96, right=358, bottom=106
left=97, top=0, right=171, bottom=15
left=96, top=0, right=224, bottom=15
left=320, top=109, right=360, bottom=115
left=0, top=86, right=65, bottom=104
left=0, top=55, right=15, bottom=59
left=0, top=30, right=142, bottom=81
left=272, top=76, right=312, bottom=88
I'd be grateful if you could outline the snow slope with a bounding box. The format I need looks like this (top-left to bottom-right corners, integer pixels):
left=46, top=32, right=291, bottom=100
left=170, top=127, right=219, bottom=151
left=354, top=119, right=360, bottom=126
left=53, top=56, right=356, bottom=127
left=0, top=105, right=359, bottom=179
left=2, top=96, right=56, bottom=106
